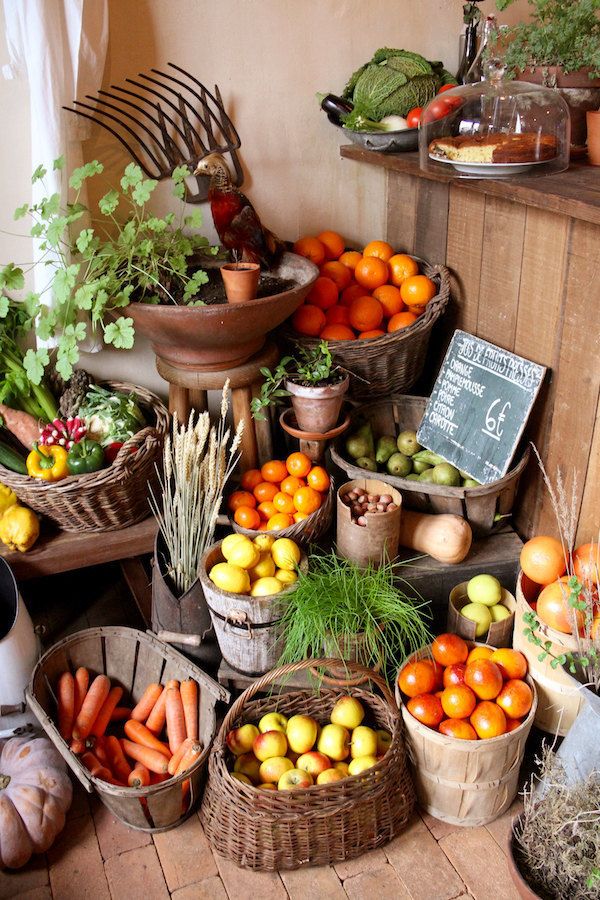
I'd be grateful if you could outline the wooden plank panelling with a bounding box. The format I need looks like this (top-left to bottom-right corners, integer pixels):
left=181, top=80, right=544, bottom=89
left=445, top=187, right=486, bottom=335
left=413, top=179, right=450, bottom=264
left=477, top=196, right=526, bottom=347
left=385, top=171, right=418, bottom=253
left=577, top=407, right=600, bottom=544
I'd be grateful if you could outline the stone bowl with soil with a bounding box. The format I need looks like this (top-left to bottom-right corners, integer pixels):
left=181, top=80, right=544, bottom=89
left=126, top=252, right=319, bottom=371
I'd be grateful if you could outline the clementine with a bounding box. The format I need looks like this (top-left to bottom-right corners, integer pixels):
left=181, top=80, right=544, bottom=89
left=438, top=718, right=478, bottom=740
left=320, top=261, right=352, bottom=292
left=293, top=236, right=326, bottom=266
left=280, top=475, right=305, bottom=496
left=362, top=240, right=394, bottom=262
left=306, top=465, right=330, bottom=492
left=253, top=481, right=279, bottom=503
left=286, top=451, right=312, bottom=477
left=257, top=501, right=277, bottom=522
left=464, top=660, right=503, bottom=700
left=358, top=330, right=386, bottom=339
left=292, top=304, right=326, bottom=337
left=372, top=284, right=405, bottom=317
left=340, top=284, right=369, bottom=307
left=349, top=296, right=384, bottom=332
left=316, top=230, right=345, bottom=260
left=407, top=694, right=444, bottom=728
left=400, top=274, right=437, bottom=308
left=233, top=506, right=261, bottom=530
left=293, top=486, right=322, bottom=515
left=260, top=459, right=288, bottom=484
left=398, top=660, right=438, bottom=698
left=240, top=468, right=263, bottom=492
left=520, top=535, right=566, bottom=585
left=266, top=513, right=294, bottom=531
left=470, top=701, right=506, bottom=739
left=338, top=250, right=362, bottom=271
left=320, top=324, right=355, bottom=341
left=387, top=311, right=418, bottom=332
left=325, top=305, right=351, bottom=327
left=496, top=679, right=533, bottom=719
left=440, top=684, right=477, bottom=719
left=273, top=491, right=295, bottom=515
left=306, top=277, right=338, bottom=310
left=432, top=634, right=469, bottom=666
left=489, top=648, right=528, bottom=681
left=354, top=256, right=389, bottom=290
left=388, top=253, right=419, bottom=286
left=228, top=490, right=257, bottom=512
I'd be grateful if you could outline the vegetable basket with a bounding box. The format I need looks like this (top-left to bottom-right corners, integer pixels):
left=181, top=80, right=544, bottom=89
left=26, top=627, right=229, bottom=833
left=0, top=381, right=169, bottom=532
left=200, top=657, right=415, bottom=870
left=231, top=481, right=334, bottom=547
left=279, top=259, right=450, bottom=401
left=331, top=396, right=529, bottom=535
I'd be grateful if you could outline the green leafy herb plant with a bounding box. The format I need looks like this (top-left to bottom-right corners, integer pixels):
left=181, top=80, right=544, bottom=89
left=0, top=157, right=218, bottom=383
left=250, top=340, right=343, bottom=420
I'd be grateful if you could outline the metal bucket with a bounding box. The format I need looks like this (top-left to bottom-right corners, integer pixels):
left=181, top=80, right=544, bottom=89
left=0, top=558, right=39, bottom=737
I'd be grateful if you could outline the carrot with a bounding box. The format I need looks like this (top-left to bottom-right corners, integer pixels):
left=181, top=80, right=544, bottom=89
left=70, top=738, right=85, bottom=755
left=124, top=720, right=172, bottom=758
left=57, top=671, right=75, bottom=741
left=168, top=737, right=193, bottom=776
left=73, top=675, right=110, bottom=740
left=106, top=736, right=132, bottom=783
left=110, top=706, right=132, bottom=722
left=90, top=686, right=123, bottom=738
left=81, top=751, right=113, bottom=782
left=0, top=403, right=40, bottom=448
left=128, top=764, right=151, bottom=788
left=121, top=739, right=169, bottom=775
left=92, top=736, right=109, bottom=767
left=175, top=740, right=203, bottom=776
left=180, top=680, right=199, bottom=741
left=73, top=668, right=89, bottom=719
left=165, top=686, right=186, bottom=753
left=150, top=772, right=169, bottom=784
left=131, top=684, right=162, bottom=722
left=145, top=689, right=166, bottom=735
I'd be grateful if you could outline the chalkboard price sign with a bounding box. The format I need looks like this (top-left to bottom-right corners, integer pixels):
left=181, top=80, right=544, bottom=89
left=416, top=330, right=546, bottom=484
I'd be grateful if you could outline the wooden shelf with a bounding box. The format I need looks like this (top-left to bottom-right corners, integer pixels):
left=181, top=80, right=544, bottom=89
left=340, top=147, right=600, bottom=227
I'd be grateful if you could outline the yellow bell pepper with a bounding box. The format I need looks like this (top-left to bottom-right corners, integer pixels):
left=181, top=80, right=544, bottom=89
left=26, top=443, right=69, bottom=482
left=0, top=483, right=17, bottom=516
left=0, top=504, right=40, bottom=552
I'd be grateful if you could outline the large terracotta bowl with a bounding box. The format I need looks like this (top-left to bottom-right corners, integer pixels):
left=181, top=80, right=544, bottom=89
left=126, top=252, right=318, bottom=371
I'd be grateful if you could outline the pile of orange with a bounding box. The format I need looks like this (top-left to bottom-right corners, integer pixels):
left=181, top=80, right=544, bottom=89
left=398, top=634, right=533, bottom=741
left=228, top=453, right=330, bottom=532
left=291, top=231, right=437, bottom=341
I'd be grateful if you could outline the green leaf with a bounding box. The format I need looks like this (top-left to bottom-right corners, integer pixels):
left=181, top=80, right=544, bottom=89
left=184, top=210, right=203, bottom=229
left=183, top=268, right=209, bottom=302
left=30, top=222, right=44, bottom=237
left=98, top=189, right=120, bottom=216
left=145, top=217, right=167, bottom=233
left=69, top=160, right=103, bottom=190
left=76, top=228, right=95, bottom=254
left=172, top=164, right=190, bottom=182
left=120, top=163, right=143, bottom=190
left=35, top=306, right=57, bottom=341
left=64, top=321, right=87, bottom=342
left=0, top=296, right=9, bottom=318
left=104, top=317, right=135, bottom=349
left=172, top=180, right=185, bottom=200
left=53, top=263, right=80, bottom=303
left=32, top=164, right=47, bottom=183
left=550, top=657, right=559, bottom=669
left=538, top=652, right=548, bottom=662
left=23, top=347, right=50, bottom=385
left=73, top=283, right=95, bottom=310
left=53, top=156, right=65, bottom=171
left=111, top=285, right=134, bottom=308
left=13, top=203, right=29, bottom=220
left=0, top=263, right=25, bottom=291
left=132, top=178, right=158, bottom=206
left=23, top=292, right=41, bottom=317
left=41, top=193, right=61, bottom=218
left=46, top=216, right=70, bottom=248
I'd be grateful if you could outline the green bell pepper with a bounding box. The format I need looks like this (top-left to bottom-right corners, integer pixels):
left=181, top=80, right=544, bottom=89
left=66, top=439, right=105, bottom=476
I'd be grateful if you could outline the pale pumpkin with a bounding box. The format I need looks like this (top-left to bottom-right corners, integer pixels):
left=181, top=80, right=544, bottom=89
left=0, top=735, right=72, bottom=869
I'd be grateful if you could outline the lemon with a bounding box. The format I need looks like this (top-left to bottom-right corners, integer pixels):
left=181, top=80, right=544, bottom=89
left=222, top=533, right=251, bottom=560
left=275, top=569, right=298, bottom=585
left=254, top=534, right=275, bottom=552
left=250, top=577, right=283, bottom=597
left=209, top=562, right=250, bottom=594
left=271, top=538, right=301, bottom=571
left=248, top=551, right=276, bottom=582
left=223, top=535, right=260, bottom=570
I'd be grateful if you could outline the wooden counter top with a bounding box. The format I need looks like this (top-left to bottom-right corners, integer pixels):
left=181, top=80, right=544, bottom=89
left=340, top=147, right=600, bottom=227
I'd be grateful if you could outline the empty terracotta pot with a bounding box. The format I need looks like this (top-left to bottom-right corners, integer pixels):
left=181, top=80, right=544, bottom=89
left=285, top=375, right=349, bottom=434
left=220, top=262, right=260, bottom=303
left=587, top=110, right=600, bottom=165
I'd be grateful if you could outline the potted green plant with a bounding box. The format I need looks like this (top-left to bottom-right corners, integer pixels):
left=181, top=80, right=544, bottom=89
left=495, top=0, right=600, bottom=146
left=250, top=340, right=349, bottom=434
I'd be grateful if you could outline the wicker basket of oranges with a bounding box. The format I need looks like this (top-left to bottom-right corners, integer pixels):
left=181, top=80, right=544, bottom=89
left=227, top=453, right=333, bottom=547
left=280, top=235, right=450, bottom=401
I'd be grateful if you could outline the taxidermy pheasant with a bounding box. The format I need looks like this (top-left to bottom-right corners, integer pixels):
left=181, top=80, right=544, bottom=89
left=194, top=153, right=285, bottom=268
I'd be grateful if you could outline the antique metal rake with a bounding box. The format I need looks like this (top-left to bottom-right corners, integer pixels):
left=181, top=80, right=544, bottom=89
left=64, top=62, right=243, bottom=202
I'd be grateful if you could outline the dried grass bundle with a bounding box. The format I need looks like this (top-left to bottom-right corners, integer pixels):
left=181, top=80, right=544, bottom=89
left=150, top=381, right=243, bottom=594
left=515, top=747, right=600, bottom=899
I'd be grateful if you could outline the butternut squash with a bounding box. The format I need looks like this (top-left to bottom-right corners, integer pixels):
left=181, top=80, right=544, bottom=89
left=398, top=510, right=472, bottom=564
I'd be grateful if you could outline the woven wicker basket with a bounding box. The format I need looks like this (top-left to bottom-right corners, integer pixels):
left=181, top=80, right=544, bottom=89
left=231, top=481, right=334, bottom=547
left=0, top=381, right=169, bottom=532
left=200, top=657, right=415, bottom=870
left=279, top=259, right=450, bottom=401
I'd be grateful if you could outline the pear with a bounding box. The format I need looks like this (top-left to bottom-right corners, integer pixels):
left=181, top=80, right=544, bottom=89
left=418, top=468, right=436, bottom=483
left=356, top=456, right=377, bottom=472
left=346, top=423, right=374, bottom=460
left=462, top=478, right=480, bottom=488
left=386, top=452, right=412, bottom=477
left=412, top=458, right=432, bottom=475
left=397, top=430, right=422, bottom=456
left=431, top=462, right=461, bottom=487
left=375, top=435, right=397, bottom=465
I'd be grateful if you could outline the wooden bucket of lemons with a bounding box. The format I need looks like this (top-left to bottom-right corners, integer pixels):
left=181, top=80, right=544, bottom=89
left=198, top=536, right=307, bottom=676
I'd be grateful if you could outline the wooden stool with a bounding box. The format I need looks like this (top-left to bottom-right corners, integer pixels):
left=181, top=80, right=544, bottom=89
left=156, top=342, right=280, bottom=470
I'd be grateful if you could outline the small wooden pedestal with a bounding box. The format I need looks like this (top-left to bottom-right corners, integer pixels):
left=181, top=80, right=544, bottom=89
left=156, top=342, right=280, bottom=470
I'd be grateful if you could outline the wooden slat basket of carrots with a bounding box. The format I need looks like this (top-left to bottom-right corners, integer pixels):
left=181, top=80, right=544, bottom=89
left=26, top=626, right=229, bottom=833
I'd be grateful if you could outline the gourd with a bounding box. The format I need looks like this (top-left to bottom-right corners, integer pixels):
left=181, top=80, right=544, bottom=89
left=399, top=510, right=472, bottom=564
left=0, top=735, right=72, bottom=869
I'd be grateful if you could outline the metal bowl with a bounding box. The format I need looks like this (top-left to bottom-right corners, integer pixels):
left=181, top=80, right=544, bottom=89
left=343, top=127, right=419, bottom=153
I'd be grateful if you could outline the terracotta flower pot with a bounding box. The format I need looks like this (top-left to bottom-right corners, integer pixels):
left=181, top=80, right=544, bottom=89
left=507, top=815, right=543, bottom=900
left=587, top=110, right=600, bottom=165
left=516, top=66, right=600, bottom=148
left=220, top=262, right=260, bottom=304
left=285, top=375, right=349, bottom=434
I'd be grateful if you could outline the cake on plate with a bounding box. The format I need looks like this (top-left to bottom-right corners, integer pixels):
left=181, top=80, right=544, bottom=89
left=429, top=132, right=557, bottom=164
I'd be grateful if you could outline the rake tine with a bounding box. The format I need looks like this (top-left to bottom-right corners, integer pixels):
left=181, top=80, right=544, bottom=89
left=64, top=104, right=159, bottom=178
left=214, top=83, right=244, bottom=186
left=168, top=62, right=242, bottom=147
left=156, top=106, right=186, bottom=168
left=99, top=87, right=186, bottom=155
left=177, top=95, right=207, bottom=157
left=124, top=76, right=206, bottom=149
left=90, top=94, right=177, bottom=168
left=72, top=99, right=165, bottom=173
left=138, top=71, right=209, bottom=140
left=150, top=67, right=230, bottom=150
left=199, top=84, right=218, bottom=151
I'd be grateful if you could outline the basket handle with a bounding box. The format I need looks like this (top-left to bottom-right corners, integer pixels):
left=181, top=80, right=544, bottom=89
left=217, top=657, right=398, bottom=745
left=112, top=426, right=160, bottom=470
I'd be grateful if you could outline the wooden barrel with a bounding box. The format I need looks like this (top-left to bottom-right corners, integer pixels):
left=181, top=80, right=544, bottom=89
left=447, top=582, right=516, bottom=648
left=512, top=570, right=585, bottom=736
left=396, top=644, right=537, bottom=826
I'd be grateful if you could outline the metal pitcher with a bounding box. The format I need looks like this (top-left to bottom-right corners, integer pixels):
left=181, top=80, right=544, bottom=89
left=0, top=557, right=39, bottom=737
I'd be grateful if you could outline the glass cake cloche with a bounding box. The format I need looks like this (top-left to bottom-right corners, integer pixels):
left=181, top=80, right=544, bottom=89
left=419, top=60, right=570, bottom=178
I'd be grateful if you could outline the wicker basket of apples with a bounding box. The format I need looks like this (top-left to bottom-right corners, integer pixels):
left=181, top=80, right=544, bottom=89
left=200, top=657, right=414, bottom=870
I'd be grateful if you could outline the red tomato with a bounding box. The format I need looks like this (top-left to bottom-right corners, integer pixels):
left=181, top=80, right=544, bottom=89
left=406, top=107, right=422, bottom=129
left=423, top=96, right=461, bottom=123
left=437, top=84, right=457, bottom=94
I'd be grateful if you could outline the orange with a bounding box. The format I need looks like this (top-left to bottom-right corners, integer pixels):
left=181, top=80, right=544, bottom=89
left=292, top=304, right=326, bottom=336
left=464, top=660, right=503, bottom=700
left=573, top=541, right=599, bottom=587
left=261, top=459, right=288, bottom=484
left=293, top=511, right=309, bottom=522
left=470, top=701, right=506, bottom=739
left=320, top=261, right=352, bottom=292
left=306, top=276, right=339, bottom=310
left=496, top=679, right=533, bottom=720
left=257, top=500, right=277, bottom=521
left=363, top=240, right=394, bottom=262
left=293, top=486, right=322, bottom=514
left=253, top=481, right=279, bottom=503
left=273, top=491, right=295, bottom=515
left=537, top=578, right=583, bottom=634
left=388, top=253, right=419, bottom=286
left=505, top=717, right=523, bottom=733
left=466, top=646, right=494, bottom=665
left=440, top=684, right=477, bottom=719
left=267, top=512, right=294, bottom=532
left=233, top=506, right=261, bottom=530
left=228, top=490, right=257, bottom=512
left=489, top=649, right=528, bottom=681
left=240, top=468, right=263, bottom=492
left=316, top=230, right=345, bottom=260
left=432, top=634, right=469, bottom=667
left=400, top=275, right=437, bottom=308
left=338, top=250, right=362, bottom=271
left=373, top=284, right=405, bottom=317
left=349, top=296, right=384, bottom=332
left=354, top=256, right=389, bottom=290
left=293, top=236, right=326, bottom=266
left=280, top=475, right=305, bottom=496
left=325, top=304, right=351, bottom=327
left=438, top=718, right=478, bottom=740
left=306, top=465, right=330, bottom=492
left=388, top=311, right=417, bottom=332
left=359, top=330, right=385, bottom=339
left=520, top=536, right=566, bottom=585
left=320, top=324, right=355, bottom=341
left=340, top=284, right=368, bottom=307
left=407, top=694, right=444, bottom=728
left=286, top=451, right=312, bottom=478
left=398, top=660, right=438, bottom=698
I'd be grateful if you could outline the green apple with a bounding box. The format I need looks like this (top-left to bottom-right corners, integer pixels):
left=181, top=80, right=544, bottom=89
left=467, top=574, right=502, bottom=607
left=460, top=601, right=492, bottom=637
left=350, top=725, right=378, bottom=759
left=317, top=724, right=350, bottom=761
left=330, top=695, right=365, bottom=730
left=258, top=712, right=288, bottom=734
left=490, top=603, right=511, bottom=623
left=348, top=755, right=378, bottom=776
